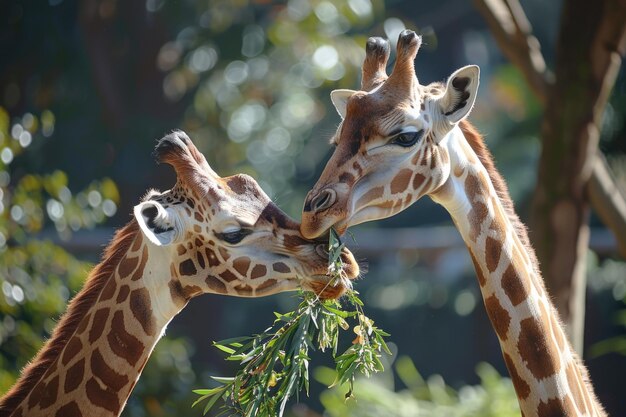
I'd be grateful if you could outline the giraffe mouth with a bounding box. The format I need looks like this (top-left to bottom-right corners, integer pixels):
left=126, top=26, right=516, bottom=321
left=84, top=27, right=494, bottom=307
left=305, top=251, right=360, bottom=300
left=306, top=275, right=353, bottom=300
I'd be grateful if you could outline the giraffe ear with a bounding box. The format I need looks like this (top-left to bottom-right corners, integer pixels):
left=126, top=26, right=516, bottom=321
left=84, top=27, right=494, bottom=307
left=439, top=65, right=480, bottom=124
left=330, top=89, right=356, bottom=119
left=134, top=200, right=180, bottom=246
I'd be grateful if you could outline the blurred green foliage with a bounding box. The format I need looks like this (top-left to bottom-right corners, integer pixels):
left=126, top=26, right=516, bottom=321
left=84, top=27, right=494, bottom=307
left=316, top=356, right=520, bottom=417
left=0, top=106, right=201, bottom=416
left=0, top=106, right=121, bottom=391
left=165, top=0, right=387, bottom=215
left=123, top=337, right=198, bottom=417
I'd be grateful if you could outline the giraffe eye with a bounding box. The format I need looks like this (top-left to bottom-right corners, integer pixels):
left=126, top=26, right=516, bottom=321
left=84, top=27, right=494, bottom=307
left=216, top=229, right=252, bottom=244
left=391, top=130, right=423, bottom=147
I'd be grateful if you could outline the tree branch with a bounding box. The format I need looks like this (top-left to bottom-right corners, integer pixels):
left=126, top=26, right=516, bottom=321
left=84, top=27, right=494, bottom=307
left=474, top=0, right=626, bottom=258
left=473, top=0, right=552, bottom=103
left=589, top=154, right=626, bottom=258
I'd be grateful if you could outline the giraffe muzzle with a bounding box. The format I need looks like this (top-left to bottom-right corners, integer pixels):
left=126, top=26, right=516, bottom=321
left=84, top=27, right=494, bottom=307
left=304, top=188, right=337, bottom=213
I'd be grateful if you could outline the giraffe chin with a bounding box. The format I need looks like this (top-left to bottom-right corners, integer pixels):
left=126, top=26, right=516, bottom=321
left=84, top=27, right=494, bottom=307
left=305, top=278, right=351, bottom=300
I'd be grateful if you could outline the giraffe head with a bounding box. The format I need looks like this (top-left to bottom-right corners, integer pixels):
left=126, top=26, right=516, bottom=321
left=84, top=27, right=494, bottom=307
left=301, top=30, right=480, bottom=238
left=135, top=131, right=359, bottom=299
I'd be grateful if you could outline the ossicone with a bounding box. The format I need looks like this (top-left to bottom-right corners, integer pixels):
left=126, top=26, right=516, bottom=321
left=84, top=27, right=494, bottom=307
left=361, top=36, right=390, bottom=91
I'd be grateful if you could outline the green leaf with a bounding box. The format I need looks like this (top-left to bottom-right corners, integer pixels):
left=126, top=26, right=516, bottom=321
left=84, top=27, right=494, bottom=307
left=210, top=376, right=236, bottom=384
left=193, top=228, right=392, bottom=415
left=322, top=304, right=352, bottom=318
left=215, top=336, right=253, bottom=346
left=202, top=391, right=222, bottom=415
left=213, top=344, right=236, bottom=355
left=191, top=395, right=210, bottom=408
left=192, top=387, right=224, bottom=396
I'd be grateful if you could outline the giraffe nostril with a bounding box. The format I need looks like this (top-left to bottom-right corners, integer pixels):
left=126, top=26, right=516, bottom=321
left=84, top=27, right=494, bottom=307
left=310, top=189, right=336, bottom=213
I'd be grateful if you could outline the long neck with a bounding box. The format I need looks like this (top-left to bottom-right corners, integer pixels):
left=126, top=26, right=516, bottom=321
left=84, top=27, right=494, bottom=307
left=1, top=224, right=187, bottom=417
left=431, top=123, right=605, bottom=417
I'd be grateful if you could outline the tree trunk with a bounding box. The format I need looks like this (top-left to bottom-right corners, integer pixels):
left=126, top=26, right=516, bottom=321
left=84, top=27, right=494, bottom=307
left=530, top=0, right=626, bottom=353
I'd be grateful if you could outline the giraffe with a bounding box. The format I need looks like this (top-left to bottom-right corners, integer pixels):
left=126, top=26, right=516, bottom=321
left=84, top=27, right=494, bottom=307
left=300, top=30, right=606, bottom=417
left=0, top=131, right=359, bottom=417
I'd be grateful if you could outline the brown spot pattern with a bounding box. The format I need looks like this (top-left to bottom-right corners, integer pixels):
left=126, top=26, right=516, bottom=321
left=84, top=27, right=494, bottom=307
left=86, top=377, right=119, bottom=412
left=76, top=312, right=91, bottom=335
left=517, top=317, right=560, bottom=380
left=273, top=262, right=290, bottom=273
left=390, top=169, right=412, bottom=194
left=502, top=352, right=530, bottom=399
left=468, top=201, right=488, bottom=241
left=485, top=236, right=501, bottom=273
left=256, top=279, right=278, bottom=292
left=412, top=173, right=425, bottom=190
left=38, top=375, right=59, bottom=409
left=89, top=308, right=109, bottom=343
left=355, top=186, right=384, bottom=209
left=411, top=148, right=423, bottom=165
left=130, top=288, right=156, bottom=336
left=536, top=396, right=577, bottom=417
left=251, top=264, right=267, bottom=279
left=55, top=401, right=82, bottom=417
left=233, top=257, right=251, bottom=276
left=131, top=234, right=143, bottom=252
left=183, top=285, right=202, bottom=298
left=206, top=276, right=227, bottom=293
left=100, top=278, right=117, bottom=301
left=501, top=264, right=529, bottom=306
left=468, top=249, right=486, bottom=287
left=197, top=251, right=206, bottom=269
left=91, top=348, right=129, bottom=391
left=220, top=270, right=238, bottom=282
left=219, top=247, right=230, bottom=261
left=339, top=172, right=355, bottom=184
left=117, top=284, right=130, bottom=303
left=169, top=280, right=187, bottom=304
left=465, top=173, right=481, bottom=201
left=117, top=255, right=139, bottom=278
left=179, top=259, right=197, bottom=276
left=206, top=248, right=219, bottom=267
left=107, top=310, right=144, bottom=366
left=62, top=337, right=83, bottom=366
left=28, top=381, right=43, bottom=408
left=131, top=246, right=148, bottom=281
left=64, top=357, right=85, bottom=393
left=484, top=294, right=510, bottom=341
left=430, top=149, right=438, bottom=169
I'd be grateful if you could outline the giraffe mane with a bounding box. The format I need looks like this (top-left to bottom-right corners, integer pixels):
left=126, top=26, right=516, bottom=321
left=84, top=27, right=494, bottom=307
left=459, top=120, right=540, bottom=275
left=0, top=220, right=140, bottom=416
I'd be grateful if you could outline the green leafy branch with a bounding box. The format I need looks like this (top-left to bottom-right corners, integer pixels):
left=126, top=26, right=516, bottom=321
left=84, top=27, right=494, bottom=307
left=192, top=228, right=390, bottom=416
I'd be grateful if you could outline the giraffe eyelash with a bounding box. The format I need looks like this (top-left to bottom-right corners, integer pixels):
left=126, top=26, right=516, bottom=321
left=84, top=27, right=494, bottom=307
left=215, top=229, right=253, bottom=244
